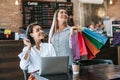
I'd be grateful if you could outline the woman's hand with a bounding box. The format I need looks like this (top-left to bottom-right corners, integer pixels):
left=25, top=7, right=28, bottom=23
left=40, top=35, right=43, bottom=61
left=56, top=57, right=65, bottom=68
left=23, top=38, right=31, bottom=60
left=23, top=38, right=31, bottom=48
left=70, top=25, right=82, bottom=35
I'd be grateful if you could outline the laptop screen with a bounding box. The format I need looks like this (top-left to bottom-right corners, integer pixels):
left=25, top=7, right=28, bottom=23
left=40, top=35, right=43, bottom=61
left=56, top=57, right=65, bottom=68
left=39, top=56, right=69, bottom=75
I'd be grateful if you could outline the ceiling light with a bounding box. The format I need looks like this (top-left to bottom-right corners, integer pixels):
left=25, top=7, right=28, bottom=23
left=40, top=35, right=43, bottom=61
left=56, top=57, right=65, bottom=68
left=109, top=0, right=113, bottom=5
left=15, top=0, right=19, bottom=5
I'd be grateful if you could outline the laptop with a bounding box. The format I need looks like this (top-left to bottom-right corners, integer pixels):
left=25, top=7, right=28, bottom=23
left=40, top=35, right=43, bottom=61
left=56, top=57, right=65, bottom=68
left=39, top=56, right=69, bottom=75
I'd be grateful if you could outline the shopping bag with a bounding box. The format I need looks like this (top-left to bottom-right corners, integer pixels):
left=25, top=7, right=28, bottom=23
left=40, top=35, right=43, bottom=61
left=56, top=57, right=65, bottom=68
left=78, top=32, right=88, bottom=56
left=113, top=32, right=120, bottom=46
left=82, top=32, right=104, bottom=49
left=82, top=27, right=108, bottom=44
left=83, top=36, right=100, bottom=56
left=86, top=46, right=96, bottom=60
left=71, top=32, right=80, bottom=60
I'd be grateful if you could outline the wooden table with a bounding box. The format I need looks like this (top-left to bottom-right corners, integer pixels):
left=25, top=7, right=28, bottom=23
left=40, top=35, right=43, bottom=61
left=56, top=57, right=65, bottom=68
left=77, top=64, right=120, bottom=80
left=43, top=64, right=120, bottom=80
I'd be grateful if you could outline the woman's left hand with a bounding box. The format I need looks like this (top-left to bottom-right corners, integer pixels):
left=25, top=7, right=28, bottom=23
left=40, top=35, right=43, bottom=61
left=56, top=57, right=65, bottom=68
left=70, top=25, right=82, bottom=35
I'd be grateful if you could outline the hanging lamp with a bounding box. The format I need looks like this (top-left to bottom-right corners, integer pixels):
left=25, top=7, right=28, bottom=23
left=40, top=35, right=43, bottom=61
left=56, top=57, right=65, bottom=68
left=15, top=0, right=19, bottom=5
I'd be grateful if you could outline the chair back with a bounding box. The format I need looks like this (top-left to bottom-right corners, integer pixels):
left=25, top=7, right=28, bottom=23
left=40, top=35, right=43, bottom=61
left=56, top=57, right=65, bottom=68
left=23, top=70, right=28, bottom=80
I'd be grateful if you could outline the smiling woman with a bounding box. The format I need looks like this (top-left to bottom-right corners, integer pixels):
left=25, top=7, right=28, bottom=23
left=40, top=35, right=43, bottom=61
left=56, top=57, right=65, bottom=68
left=49, top=8, right=74, bottom=66
left=18, top=22, right=56, bottom=80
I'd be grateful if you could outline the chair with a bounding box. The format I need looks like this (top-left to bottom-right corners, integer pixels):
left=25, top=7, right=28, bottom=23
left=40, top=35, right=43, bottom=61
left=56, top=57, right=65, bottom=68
left=23, top=70, right=28, bottom=80
left=78, top=59, right=113, bottom=66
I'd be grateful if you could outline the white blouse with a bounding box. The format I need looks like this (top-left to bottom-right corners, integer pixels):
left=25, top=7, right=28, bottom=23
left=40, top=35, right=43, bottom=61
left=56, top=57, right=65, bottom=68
left=51, top=26, right=74, bottom=66
left=18, top=43, right=56, bottom=73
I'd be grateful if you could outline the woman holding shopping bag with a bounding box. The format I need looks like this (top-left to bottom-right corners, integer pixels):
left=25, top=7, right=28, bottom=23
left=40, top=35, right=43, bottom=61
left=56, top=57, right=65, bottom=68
left=48, top=8, right=83, bottom=66
left=48, top=7, right=108, bottom=65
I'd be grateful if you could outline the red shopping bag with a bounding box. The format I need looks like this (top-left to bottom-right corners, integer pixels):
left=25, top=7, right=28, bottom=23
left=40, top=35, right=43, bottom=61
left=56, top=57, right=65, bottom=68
left=78, top=32, right=88, bottom=56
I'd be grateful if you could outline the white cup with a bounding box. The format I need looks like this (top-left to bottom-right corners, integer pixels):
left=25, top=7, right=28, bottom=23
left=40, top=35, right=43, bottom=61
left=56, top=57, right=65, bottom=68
left=15, top=32, right=19, bottom=40
left=73, top=73, right=79, bottom=80
left=72, top=63, right=80, bottom=74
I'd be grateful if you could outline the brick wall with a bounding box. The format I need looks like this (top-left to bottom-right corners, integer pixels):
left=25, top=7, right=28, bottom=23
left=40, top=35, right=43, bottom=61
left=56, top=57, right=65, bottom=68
left=0, top=0, right=120, bottom=32
left=107, top=0, right=120, bottom=19
left=0, top=0, right=66, bottom=32
left=0, top=0, right=22, bottom=32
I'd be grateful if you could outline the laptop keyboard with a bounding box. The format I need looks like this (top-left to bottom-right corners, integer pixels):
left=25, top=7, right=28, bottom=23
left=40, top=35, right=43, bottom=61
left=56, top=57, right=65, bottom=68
left=43, top=74, right=68, bottom=80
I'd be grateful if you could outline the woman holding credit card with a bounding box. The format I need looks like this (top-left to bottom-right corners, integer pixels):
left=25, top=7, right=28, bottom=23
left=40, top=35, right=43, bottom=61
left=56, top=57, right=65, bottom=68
left=18, top=22, right=56, bottom=80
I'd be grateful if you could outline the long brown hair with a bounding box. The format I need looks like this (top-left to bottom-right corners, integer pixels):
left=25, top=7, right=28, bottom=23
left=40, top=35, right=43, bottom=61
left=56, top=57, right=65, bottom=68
left=26, top=22, right=44, bottom=46
left=48, top=8, right=68, bottom=43
left=53, top=8, right=68, bottom=34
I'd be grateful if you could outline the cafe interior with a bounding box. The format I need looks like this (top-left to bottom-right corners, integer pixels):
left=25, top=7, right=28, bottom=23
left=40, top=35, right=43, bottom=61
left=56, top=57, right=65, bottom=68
left=0, top=0, right=120, bottom=80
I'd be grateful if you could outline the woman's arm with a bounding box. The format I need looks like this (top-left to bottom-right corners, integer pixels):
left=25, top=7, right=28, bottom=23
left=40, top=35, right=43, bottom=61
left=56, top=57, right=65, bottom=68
left=23, top=38, right=31, bottom=60
left=18, top=47, right=30, bottom=70
left=18, top=38, right=32, bottom=70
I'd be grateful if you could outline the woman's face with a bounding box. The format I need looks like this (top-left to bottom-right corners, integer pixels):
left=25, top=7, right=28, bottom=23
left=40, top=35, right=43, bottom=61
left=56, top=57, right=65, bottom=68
left=30, top=25, right=44, bottom=41
left=57, top=9, right=68, bottom=23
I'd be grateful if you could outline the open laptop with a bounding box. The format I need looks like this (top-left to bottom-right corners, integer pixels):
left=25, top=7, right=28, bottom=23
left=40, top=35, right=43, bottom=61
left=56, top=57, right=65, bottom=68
left=39, top=56, right=69, bottom=75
